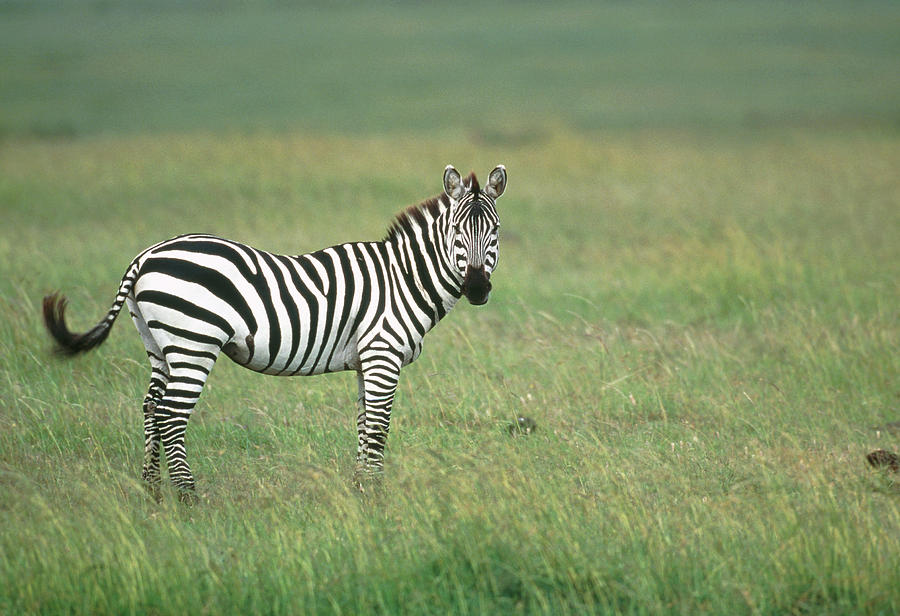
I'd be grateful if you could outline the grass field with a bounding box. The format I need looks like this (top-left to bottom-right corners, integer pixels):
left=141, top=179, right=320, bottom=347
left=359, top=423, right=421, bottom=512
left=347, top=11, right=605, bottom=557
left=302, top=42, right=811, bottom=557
left=2, top=2, right=900, bottom=614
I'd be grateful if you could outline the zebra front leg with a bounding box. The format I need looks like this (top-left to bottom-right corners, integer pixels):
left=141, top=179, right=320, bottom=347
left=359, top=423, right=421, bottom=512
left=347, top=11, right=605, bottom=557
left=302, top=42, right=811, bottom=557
left=354, top=355, right=401, bottom=491
left=354, top=371, right=367, bottom=482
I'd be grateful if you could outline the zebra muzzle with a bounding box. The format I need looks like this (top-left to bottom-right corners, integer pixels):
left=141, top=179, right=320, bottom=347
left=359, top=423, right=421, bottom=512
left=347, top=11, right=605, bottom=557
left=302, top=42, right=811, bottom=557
left=461, top=265, right=492, bottom=305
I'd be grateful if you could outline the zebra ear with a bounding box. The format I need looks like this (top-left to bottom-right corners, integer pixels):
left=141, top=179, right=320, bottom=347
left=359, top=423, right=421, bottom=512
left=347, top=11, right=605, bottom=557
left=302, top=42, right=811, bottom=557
left=485, top=165, right=507, bottom=199
left=443, top=165, right=465, bottom=201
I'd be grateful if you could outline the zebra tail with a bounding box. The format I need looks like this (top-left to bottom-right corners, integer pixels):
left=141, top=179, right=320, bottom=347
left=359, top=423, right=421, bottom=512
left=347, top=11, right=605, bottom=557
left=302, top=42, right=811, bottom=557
left=42, top=259, right=140, bottom=356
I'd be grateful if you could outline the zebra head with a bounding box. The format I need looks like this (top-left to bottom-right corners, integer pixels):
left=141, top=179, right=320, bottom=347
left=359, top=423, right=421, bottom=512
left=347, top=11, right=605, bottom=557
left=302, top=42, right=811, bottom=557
left=442, top=164, right=507, bottom=305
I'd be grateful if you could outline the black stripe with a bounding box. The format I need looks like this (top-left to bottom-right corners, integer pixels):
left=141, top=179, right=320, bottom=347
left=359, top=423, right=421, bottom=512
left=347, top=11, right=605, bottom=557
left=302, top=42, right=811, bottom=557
left=243, top=249, right=281, bottom=370
left=172, top=375, right=207, bottom=387
left=411, top=237, right=444, bottom=321
left=307, top=250, right=339, bottom=371
left=350, top=242, right=382, bottom=333
left=163, top=387, right=202, bottom=400
left=391, top=261, right=426, bottom=340
left=260, top=251, right=301, bottom=372
left=162, top=345, right=218, bottom=362
left=169, top=361, right=211, bottom=375
left=158, top=398, right=201, bottom=411
left=147, top=320, right=222, bottom=347
left=277, top=255, right=320, bottom=374
left=297, top=253, right=326, bottom=294
left=324, top=245, right=358, bottom=368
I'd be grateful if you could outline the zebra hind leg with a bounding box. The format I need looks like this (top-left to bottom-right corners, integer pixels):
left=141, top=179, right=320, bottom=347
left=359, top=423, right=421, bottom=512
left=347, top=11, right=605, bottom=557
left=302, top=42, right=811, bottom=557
left=154, top=357, right=219, bottom=504
left=141, top=360, right=168, bottom=502
left=128, top=298, right=170, bottom=501
left=128, top=296, right=220, bottom=503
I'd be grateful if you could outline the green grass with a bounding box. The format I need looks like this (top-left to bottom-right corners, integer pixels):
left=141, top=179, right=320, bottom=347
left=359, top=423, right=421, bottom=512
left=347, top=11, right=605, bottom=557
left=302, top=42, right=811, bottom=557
left=2, top=129, right=898, bottom=615
left=2, top=1, right=900, bottom=614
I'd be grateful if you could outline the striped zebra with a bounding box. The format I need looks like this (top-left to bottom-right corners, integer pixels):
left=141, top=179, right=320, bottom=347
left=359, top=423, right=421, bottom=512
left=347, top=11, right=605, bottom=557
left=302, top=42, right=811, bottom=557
left=43, top=164, right=507, bottom=499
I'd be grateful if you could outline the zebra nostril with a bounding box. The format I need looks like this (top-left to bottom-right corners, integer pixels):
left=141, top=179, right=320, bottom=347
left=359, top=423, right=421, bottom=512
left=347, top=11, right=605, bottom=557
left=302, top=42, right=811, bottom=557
left=462, top=266, right=491, bottom=305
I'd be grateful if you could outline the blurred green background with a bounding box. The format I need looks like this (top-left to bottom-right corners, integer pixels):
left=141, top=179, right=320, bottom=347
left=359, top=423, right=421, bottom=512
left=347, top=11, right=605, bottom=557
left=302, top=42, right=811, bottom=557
left=2, top=1, right=898, bottom=138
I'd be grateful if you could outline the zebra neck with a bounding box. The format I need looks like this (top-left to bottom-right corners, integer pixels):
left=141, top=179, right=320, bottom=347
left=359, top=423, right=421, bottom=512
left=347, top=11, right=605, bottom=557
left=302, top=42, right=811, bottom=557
left=385, top=219, right=462, bottom=329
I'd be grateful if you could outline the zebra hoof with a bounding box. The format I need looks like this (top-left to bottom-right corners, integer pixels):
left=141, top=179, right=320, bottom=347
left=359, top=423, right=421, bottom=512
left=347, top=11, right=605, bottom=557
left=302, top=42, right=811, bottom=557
left=144, top=484, right=162, bottom=504
left=352, top=467, right=384, bottom=495
left=177, top=489, right=198, bottom=506
left=508, top=416, right=536, bottom=436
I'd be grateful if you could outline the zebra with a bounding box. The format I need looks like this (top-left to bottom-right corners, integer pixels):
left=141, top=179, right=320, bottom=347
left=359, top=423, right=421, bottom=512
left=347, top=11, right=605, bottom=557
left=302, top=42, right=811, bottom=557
left=42, top=164, right=507, bottom=499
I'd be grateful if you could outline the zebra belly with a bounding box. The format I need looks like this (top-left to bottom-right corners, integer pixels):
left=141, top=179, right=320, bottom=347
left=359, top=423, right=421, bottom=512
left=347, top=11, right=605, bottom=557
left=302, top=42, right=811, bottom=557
left=230, top=328, right=361, bottom=376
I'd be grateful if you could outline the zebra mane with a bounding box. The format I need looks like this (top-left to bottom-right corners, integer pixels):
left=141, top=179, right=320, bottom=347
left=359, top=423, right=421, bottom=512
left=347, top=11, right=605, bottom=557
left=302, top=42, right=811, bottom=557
left=466, top=172, right=480, bottom=195
left=384, top=172, right=480, bottom=242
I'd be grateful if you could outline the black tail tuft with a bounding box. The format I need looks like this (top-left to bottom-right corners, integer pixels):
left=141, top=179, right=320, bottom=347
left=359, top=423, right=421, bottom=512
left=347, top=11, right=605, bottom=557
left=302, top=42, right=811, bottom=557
left=42, top=292, right=112, bottom=356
